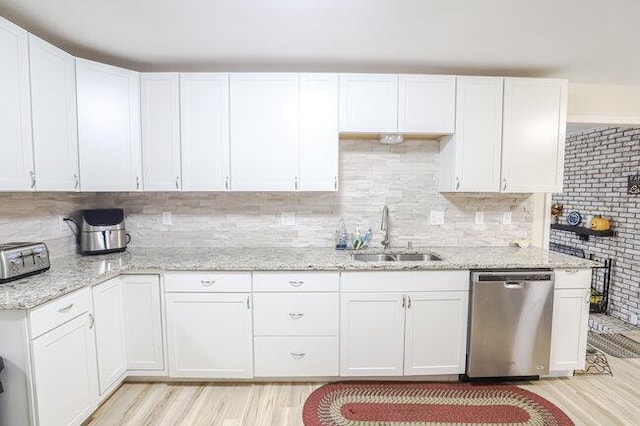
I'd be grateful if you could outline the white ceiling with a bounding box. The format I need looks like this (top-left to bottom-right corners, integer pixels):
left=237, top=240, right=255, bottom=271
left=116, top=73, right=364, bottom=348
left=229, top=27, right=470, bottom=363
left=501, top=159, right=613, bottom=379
left=1, top=0, right=638, bottom=84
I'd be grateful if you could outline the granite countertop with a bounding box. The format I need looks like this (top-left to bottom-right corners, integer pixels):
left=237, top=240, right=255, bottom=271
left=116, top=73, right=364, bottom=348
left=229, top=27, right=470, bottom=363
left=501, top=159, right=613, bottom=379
left=0, top=246, right=599, bottom=311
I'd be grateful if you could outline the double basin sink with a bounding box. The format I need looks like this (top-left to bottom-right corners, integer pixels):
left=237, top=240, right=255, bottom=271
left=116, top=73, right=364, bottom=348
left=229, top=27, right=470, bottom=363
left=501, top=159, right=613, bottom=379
left=351, top=253, right=442, bottom=262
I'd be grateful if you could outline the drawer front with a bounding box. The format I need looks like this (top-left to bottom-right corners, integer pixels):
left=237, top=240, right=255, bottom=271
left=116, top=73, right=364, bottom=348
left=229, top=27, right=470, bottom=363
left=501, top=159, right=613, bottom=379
left=341, top=270, right=469, bottom=292
left=253, top=272, right=339, bottom=292
left=554, top=269, right=592, bottom=289
left=254, top=336, right=339, bottom=377
left=29, top=287, right=92, bottom=338
left=164, top=272, right=251, bottom=293
left=253, top=293, right=339, bottom=336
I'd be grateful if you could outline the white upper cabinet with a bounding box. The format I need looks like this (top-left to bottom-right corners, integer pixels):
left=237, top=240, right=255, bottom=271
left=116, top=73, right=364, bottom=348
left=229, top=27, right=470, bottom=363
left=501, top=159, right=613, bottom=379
left=299, top=73, right=339, bottom=191
left=439, top=77, right=504, bottom=192
left=339, top=74, right=398, bottom=133
left=501, top=78, right=568, bottom=193
left=230, top=73, right=299, bottom=191
left=76, top=58, right=142, bottom=191
left=141, top=73, right=182, bottom=191
left=397, top=75, right=456, bottom=134
left=0, top=17, right=33, bottom=191
left=180, top=73, right=230, bottom=191
left=29, top=34, right=80, bottom=192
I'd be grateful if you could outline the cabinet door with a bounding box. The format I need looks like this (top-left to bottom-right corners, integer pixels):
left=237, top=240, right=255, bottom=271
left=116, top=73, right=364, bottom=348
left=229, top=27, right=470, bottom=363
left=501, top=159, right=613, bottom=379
left=180, top=73, right=230, bottom=191
left=122, top=275, right=164, bottom=371
left=31, top=313, right=98, bottom=426
left=0, top=17, right=33, bottom=191
left=444, top=77, right=504, bottom=192
left=398, top=75, right=455, bottom=134
left=404, top=291, right=468, bottom=375
left=76, top=58, right=142, bottom=191
left=141, top=73, right=182, bottom=191
left=340, top=292, right=405, bottom=376
left=299, top=73, right=339, bottom=191
left=501, top=78, right=568, bottom=193
left=166, top=293, right=253, bottom=378
left=339, top=73, right=398, bottom=133
left=29, top=34, right=79, bottom=192
left=550, top=288, right=590, bottom=371
left=230, top=73, right=299, bottom=191
left=92, top=278, right=127, bottom=395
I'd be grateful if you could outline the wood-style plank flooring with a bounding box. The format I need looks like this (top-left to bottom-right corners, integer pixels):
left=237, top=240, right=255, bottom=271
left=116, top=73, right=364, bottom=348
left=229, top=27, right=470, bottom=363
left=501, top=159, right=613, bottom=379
left=88, top=333, right=640, bottom=426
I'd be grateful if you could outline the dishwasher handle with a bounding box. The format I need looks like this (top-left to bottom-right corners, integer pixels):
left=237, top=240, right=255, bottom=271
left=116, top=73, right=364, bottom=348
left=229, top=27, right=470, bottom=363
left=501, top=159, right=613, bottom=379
left=504, top=281, right=526, bottom=289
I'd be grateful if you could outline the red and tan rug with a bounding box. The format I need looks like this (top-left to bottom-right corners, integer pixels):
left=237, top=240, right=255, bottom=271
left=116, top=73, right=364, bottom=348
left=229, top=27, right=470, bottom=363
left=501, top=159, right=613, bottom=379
left=303, top=382, right=574, bottom=425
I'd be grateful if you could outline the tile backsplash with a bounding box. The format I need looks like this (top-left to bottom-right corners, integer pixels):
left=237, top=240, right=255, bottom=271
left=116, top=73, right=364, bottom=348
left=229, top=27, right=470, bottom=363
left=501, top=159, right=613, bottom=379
left=0, top=139, right=534, bottom=256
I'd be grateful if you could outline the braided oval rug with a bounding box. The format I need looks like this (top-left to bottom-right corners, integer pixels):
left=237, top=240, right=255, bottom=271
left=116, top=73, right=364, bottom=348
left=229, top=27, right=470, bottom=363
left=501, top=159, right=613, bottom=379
left=303, top=382, right=573, bottom=426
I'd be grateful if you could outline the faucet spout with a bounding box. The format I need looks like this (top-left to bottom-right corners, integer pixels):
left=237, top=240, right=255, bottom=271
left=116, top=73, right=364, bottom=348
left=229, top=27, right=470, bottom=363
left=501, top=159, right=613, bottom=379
left=381, top=205, right=390, bottom=249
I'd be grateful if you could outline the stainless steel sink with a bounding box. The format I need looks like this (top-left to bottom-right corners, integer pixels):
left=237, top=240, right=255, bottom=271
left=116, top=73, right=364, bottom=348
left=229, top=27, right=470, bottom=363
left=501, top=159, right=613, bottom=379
left=351, top=253, right=442, bottom=262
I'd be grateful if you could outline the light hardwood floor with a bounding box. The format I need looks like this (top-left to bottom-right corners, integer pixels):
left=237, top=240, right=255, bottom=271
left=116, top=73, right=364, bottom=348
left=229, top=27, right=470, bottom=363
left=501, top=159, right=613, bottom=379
left=88, top=337, right=640, bottom=426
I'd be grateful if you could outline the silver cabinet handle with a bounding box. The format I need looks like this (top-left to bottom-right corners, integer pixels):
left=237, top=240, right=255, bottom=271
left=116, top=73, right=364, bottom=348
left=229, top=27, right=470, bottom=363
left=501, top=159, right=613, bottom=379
left=585, top=288, right=591, bottom=304
left=503, top=178, right=507, bottom=191
left=455, top=177, right=460, bottom=190
left=402, top=295, right=406, bottom=308
left=290, top=352, right=306, bottom=360
left=288, top=280, right=304, bottom=287
left=289, top=313, right=304, bottom=320
left=294, top=176, right=298, bottom=190
left=58, top=303, right=74, bottom=313
left=407, top=295, right=412, bottom=308
left=565, top=269, right=580, bottom=275
left=136, top=176, right=140, bottom=190
left=200, top=280, right=216, bottom=286
left=334, top=176, right=338, bottom=190
left=175, top=176, right=180, bottom=190
left=89, top=313, right=95, bottom=329
left=225, top=176, right=229, bottom=190
left=73, top=174, right=79, bottom=189
left=30, top=171, right=36, bottom=188
left=247, top=295, right=251, bottom=310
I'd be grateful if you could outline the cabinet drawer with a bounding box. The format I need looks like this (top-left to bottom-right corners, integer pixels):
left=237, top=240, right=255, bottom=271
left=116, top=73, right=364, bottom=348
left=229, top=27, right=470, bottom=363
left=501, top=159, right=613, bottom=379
left=253, top=271, right=339, bottom=292
left=341, top=270, right=469, bottom=292
left=253, top=293, right=338, bottom=336
left=254, top=336, right=339, bottom=377
left=555, top=269, right=592, bottom=289
left=29, top=287, right=92, bottom=338
left=164, top=272, right=251, bottom=293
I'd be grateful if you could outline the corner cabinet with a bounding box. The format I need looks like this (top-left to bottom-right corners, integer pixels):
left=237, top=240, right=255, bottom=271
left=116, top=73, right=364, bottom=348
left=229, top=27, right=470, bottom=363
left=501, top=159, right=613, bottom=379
left=0, top=17, right=34, bottom=191
left=550, top=269, right=592, bottom=373
left=141, top=73, right=182, bottom=191
left=340, top=271, right=469, bottom=377
left=179, top=73, right=230, bottom=191
left=76, top=58, right=142, bottom=191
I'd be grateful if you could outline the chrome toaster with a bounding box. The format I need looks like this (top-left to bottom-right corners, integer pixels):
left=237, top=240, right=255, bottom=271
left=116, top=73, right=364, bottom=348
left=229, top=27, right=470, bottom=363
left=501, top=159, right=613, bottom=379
left=0, top=242, right=50, bottom=283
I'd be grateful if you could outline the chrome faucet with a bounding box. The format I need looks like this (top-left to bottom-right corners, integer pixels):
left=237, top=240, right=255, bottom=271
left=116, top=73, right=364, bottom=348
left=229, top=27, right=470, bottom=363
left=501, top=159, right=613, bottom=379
left=381, top=205, right=390, bottom=249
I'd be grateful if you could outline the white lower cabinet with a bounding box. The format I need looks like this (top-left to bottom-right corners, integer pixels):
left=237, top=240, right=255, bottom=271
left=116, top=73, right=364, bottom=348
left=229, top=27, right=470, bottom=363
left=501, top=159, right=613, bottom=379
left=31, top=313, right=99, bottom=426
left=122, top=275, right=164, bottom=371
left=550, top=269, right=592, bottom=372
left=92, top=278, right=127, bottom=395
left=165, top=292, right=253, bottom=378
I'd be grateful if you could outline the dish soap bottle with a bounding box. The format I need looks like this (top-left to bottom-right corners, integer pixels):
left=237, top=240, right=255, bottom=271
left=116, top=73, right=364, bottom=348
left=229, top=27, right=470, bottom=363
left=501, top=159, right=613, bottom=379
left=336, top=218, right=348, bottom=250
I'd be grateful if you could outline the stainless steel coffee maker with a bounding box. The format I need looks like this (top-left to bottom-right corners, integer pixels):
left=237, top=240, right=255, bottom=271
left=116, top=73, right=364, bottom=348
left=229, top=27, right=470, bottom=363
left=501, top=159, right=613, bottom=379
left=76, top=209, right=130, bottom=255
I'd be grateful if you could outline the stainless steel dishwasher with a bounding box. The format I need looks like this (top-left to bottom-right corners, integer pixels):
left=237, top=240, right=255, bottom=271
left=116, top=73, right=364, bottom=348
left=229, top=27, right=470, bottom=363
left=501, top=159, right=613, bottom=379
left=466, top=271, right=554, bottom=378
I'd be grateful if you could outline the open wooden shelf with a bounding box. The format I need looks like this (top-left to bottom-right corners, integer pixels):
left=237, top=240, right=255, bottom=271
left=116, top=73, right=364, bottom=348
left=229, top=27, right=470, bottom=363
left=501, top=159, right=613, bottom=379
left=550, top=223, right=615, bottom=241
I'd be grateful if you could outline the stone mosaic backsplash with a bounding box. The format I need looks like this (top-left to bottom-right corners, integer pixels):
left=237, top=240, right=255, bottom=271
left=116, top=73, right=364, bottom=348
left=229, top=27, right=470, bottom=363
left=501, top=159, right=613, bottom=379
left=0, top=139, right=535, bottom=256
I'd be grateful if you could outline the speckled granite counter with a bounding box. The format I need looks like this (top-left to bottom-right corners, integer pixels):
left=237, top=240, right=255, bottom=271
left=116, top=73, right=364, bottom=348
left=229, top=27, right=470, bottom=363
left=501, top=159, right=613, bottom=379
left=0, top=246, right=598, bottom=310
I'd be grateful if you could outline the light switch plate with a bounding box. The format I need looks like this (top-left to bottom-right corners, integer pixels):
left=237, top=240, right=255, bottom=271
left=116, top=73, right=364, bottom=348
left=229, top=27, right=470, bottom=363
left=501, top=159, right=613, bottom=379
left=502, top=212, right=512, bottom=225
left=281, top=212, right=296, bottom=226
left=161, top=211, right=172, bottom=226
left=430, top=208, right=445, bottom=226
left=475, top=211, right=484, bottom=225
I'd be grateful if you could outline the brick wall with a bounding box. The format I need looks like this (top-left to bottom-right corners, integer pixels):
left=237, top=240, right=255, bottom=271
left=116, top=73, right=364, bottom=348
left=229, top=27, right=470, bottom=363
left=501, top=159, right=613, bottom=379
left=551, top=127, right=640, bottom=324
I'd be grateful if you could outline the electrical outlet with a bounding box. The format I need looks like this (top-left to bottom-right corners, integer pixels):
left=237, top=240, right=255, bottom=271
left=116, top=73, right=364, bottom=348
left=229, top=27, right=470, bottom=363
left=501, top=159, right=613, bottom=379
left=430, top=208, right=445, bottom=225
left=58, top=216, right=67, bottom=232
left=502, top=212, right=512, bottom=225
left=161, top=211, right=172, bottom=226
left=630, top=314, right=638, bottom=326
left=281, top=212, right=296, bottom=226
left=475, top=211, right=484, bottom=225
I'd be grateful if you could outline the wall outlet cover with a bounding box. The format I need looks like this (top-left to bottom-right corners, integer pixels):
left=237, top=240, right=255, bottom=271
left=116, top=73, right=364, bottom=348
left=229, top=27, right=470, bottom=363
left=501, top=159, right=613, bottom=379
left=281, top=212, right=296, bottom=226
left=475, top=211, right=484, bottom=225
left=430, top=209, right=445, bottom=226
left=503, top=212, right=512, bottom=225
left=161, top=211, right=172, bottom=226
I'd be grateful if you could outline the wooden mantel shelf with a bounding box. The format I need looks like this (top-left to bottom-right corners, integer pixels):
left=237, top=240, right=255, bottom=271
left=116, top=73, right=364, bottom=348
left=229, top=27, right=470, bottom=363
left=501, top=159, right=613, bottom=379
left=550, top=223, right=615, bottom=241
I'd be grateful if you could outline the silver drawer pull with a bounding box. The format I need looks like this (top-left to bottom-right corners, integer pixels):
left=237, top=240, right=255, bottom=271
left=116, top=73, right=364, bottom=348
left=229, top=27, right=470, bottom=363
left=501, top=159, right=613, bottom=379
left=200, top=280, right=216, bottom=286
left=89, top=313, right=95, bottom=329
left=289, top=313, right=304, bottom=320
left=288, top=280, right=304, bottom=287
left=58, top=303, right=74, bottom=313
left=290, top=352, right=306, bottom=360
left=565, top=269, right=580, bottom=275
